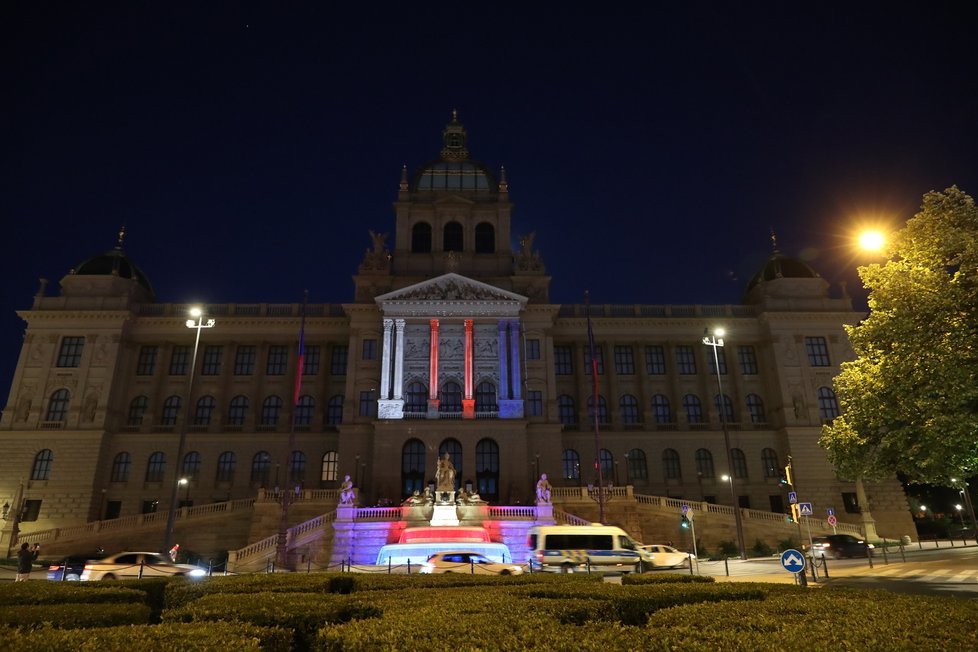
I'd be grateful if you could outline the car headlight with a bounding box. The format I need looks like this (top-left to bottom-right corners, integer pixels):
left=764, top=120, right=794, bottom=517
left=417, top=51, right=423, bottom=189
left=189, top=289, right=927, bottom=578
left=189, top=568, right=207, bottom=578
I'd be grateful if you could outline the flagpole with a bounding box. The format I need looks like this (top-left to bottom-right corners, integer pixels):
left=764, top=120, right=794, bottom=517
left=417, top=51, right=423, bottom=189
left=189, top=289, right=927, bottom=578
left=276, top=290, right=307, bottom=571
left=586, top=291, right=605, bottom=524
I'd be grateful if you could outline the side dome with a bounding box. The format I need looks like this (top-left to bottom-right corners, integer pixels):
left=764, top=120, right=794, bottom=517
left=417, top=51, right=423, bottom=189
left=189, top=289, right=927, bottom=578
left=745, top=252, right=820, bottom=292
left=71, top=247, right=155, bottom=295
left=62, top=229, right=156, bottom=302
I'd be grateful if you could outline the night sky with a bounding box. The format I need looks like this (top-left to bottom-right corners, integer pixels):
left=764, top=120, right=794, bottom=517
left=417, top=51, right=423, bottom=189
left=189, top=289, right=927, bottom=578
left=4, top=3, right=978, bottom=402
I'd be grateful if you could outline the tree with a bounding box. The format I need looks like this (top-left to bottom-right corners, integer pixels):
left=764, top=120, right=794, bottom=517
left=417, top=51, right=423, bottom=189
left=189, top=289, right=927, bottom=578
left=820, top=186, right=978, bottom=484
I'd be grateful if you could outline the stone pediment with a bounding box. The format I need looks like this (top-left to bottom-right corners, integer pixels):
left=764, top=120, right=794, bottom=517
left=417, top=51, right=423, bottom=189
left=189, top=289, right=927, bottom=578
left=375, top=273, right=527, bottom=317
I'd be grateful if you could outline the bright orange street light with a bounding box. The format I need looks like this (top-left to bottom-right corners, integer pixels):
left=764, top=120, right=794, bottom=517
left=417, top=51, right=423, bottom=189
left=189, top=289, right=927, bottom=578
left=857, top=229, right=886, bottom=252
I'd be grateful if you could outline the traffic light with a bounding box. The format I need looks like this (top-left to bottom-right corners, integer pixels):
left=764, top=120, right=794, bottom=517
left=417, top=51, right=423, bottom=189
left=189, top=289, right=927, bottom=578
left=783, top=463, right=793, bottom=487
left=680, top=515, right=690, bottom=529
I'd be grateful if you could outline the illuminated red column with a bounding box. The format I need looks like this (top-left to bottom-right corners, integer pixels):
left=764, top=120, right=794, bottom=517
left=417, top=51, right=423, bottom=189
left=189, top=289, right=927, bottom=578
left=428, top=319, right=440, bottom=411
left=463, top=319, right=475, bottom=418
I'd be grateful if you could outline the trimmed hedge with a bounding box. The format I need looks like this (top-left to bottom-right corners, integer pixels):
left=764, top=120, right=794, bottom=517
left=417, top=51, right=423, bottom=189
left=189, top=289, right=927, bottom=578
left=0, top=582, right=146, bottom=606
left=0, top=602, right=152, bottom=629
left=0, top=622, right=293, bottom=652
left=622, top=572, right=715, bottom=585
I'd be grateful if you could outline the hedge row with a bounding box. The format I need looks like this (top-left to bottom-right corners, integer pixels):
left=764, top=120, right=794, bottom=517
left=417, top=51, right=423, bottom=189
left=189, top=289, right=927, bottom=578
left=0, top=602, right=152, bottom=629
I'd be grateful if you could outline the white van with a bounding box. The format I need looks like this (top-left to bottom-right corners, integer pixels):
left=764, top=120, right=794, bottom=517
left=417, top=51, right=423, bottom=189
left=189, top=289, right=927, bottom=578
left=526, top=524, right=641, bottom=573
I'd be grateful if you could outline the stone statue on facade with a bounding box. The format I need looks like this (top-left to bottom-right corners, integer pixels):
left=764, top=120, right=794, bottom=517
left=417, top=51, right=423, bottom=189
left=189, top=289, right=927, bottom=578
left=536, top=473, right=552, bottom=504
left=436, top=453, right=456, bottom=492
left=338, top=475, right=355, bottom=505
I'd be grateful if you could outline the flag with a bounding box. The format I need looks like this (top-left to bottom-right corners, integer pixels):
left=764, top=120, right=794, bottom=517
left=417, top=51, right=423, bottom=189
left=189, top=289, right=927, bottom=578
left=293, top=291, right=308, bottom=407
left=585, top=290, right=602, bottom=485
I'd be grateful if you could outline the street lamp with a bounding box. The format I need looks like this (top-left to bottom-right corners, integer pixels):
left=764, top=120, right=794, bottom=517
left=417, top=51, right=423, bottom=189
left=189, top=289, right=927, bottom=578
left=951, top=477, right=978, bottom=535
left=703, top=327, right=746, bottom=559
left=163, top=307, right=215, bottom=552
left=179, top=477, right=191, bottom=507
left=956, top=504, right=965, bottom=528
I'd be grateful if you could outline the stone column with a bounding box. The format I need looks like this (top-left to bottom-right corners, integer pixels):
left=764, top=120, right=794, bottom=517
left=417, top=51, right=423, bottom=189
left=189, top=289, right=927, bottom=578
left=509, top=319, right=522, bottom=399
left=498, top=320, right=510, bottom=399
left=427, top=319, right=440, bottom=417
left=379, top=319, right=393, bottom=399
left=377, top=319, right=404, bottom=419
left=498, top=318, right=524, bottom=418
left=393, top=319, right=406, bottom=400
left=463, top=319, right=475, bottom=418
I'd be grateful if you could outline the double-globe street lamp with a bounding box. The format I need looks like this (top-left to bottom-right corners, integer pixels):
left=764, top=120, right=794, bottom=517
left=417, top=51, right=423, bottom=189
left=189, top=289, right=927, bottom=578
left=163, top=307, right=215, bottom=553
left=703, top=328, right=747, bottom=560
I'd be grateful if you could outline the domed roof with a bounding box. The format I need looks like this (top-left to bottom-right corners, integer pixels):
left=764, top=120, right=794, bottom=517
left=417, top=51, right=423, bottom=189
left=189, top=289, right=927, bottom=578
left=70, top=228, right=155, bottom=296
left=412, top=111, right=496, bottom=192
left=745, top=251, right=820, bottom=291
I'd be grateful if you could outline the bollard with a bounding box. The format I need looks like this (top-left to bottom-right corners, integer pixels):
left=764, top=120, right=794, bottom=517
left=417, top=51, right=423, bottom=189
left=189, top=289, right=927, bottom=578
left=798, top=567, right=808, bottom=587
left=724, top=557, right=729, bottom=576
left=407, top=559, right=411, bottom=575
left=949, top=536, right=955, bottom=548
left=822, top=555, right=829, bottom=578
left=138, top=560, right=145, bottom=579
left=688, top=554, right=694, bottom=575
left=307, top=557, right=312, bottom=574
left=470, top=559, right=475, bottom=574
left=918, top=539, right=923, bottom=551
left=866, top=545, right=874, bottom=569
left=899, top=542, right=906, bottom=563
left=388, top=557, right=392, bottom=574
left=935, top=537, right=940, bottom=549
left=880, top=540, right=888, bottom=564
left=810, top=555, right=818, bottom=583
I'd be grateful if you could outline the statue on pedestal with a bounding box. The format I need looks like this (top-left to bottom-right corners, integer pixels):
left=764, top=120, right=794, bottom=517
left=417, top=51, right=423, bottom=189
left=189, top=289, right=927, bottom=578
left=435, top=453, right=456, bottom=492
left=338, top=475, right=355, bottom=505
left=536, top=473, right=552, bottom=504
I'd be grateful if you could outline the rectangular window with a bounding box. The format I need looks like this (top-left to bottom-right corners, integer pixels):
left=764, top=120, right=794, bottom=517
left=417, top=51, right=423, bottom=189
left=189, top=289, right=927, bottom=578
left=201, top=345, right=223, bottom=376
left=613, top=345, right=634, bottom=375
left=645, top=345, right=666, bottom=374
left=362, top=339, right=377, bottom=360
left=331, top=345, right=348, bottom=375
left=169, top=346, right=190, bottom=375
left=20, top=500, right=42, bottom=522
left=842, top=492, right=860, bottom=514
left=707, top=347, right=727, bottom=375
left=266, top=345, right=288, bottom=375
left=527, top=390, right=543, bottom=417
left=584, top=345, right=604, bottom=375
left=805, top=336, right=831, bottom=366
left=232, top=346, right=254, bottom=375
left=304, top=345, right=321, bottom=375
left=358, top=390, right=376, bottom=417
left=553, top=345, right=573, bottom=375
left=136, top=346, right=157, bottom=376
left=738, top=345, right=758, bottom=375
left=525, top=339, right=541, bottom=360
left=57, top=336, right=84, bottom=367
left=676, top=346, right=696, bottom=374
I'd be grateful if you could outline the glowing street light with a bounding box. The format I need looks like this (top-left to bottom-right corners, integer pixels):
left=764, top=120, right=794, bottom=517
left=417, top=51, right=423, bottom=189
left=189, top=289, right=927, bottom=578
left=857, top=230, right=886, bottom=252
left=703, top=327, right=746, bottom=559
left=164, top=307, right=215, bottom=553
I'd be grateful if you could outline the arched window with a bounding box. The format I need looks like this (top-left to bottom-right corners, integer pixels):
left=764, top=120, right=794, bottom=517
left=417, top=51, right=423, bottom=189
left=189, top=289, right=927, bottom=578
left=731, top=448, right=748, bottom=479
left=651, top=394, right=671, bottom=424
left=195, top=395, right=216, bottom=425
left=587, top=395, right=609, bottom=424
left=326, top=395, right=344, bottom=425
left=405, top=382, right=427, bottom=413
left=440, top=381, right=462, bottom=412
left=110, top=452, right=131, bottom=483
left=321, top=451, right=338, bottom=482
left=216, top=451, right=236, bottom=484
left=563, top=449, right=581, bottom=480
left=627, top=448, right=648, bottom=481
left=695, top=449, right=715, bottom=479
left=128, top=396, right=149, bottom=426
left=598, top=448, right=614, bottom=483
left=402, top=439, right=426, bottom=496
left=761, top=448, right=780, bottom=478
left=145, top=452, right=166, bottom=483
left=475, top=222, right=495, bottom=253
left=619, top=394, right=640, bottom=424
left=411, top=222, right=432, bottom=253
left=181, top=451, right=201, bottom=481
left=557, top=395, right=577, bottom=424
left=714, top=394, right=735, bottom=422
left=251, top=451, right=271, bottom=486
left=475, top=438, right=499, bottom=500
left=683, top=394, right=703, bottom=423
left=31, top=449, right=53, bottom=481
left=228, top=395, right=249, bottom=426
left=161, top=395, right=181, bottom=426
left=439, top=439, right=462, bottom=490
left=46, top=389, right=70, bottom=422
left=261, top=395, right=283, bottom=426
left=443, top=221, right=463, bottom=252
left=662, top=448, right=682, bottom=480
left=475, top=381, right=496, bottom=413
left=295, top=395, right=315, bottom=426
left=746, top=394, right=765, bottom=424
left=818, top=387, right=840, bottom=420
left=288, top=451, right=306, bottom=486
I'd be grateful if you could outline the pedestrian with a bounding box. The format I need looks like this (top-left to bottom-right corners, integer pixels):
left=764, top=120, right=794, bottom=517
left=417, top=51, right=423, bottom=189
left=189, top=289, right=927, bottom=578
left=15, top=542, right=39, bottom=581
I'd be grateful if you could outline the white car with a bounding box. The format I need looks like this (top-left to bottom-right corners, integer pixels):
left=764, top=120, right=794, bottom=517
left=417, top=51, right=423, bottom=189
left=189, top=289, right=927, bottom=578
left=80, top=551, right=207, bottom=581
left=637, top=544, right=695, bottom=569
left=420, top=550, right=524, bottom=575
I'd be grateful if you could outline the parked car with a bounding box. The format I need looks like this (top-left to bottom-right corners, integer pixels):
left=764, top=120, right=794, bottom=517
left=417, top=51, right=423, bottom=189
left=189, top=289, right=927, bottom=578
left=637, top=544, right=695, bottom=569
left=420, top=551, right=524, bottom=575
left=809, top=535, right=874, bottom=559
left=80, top=551, right=208, bottom=581
left=47, top=556, right=90, bottom=581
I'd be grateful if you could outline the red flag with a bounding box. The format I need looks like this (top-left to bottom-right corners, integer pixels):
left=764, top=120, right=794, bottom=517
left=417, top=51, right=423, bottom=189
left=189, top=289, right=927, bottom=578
left=293, top=292, right=308, bottom=407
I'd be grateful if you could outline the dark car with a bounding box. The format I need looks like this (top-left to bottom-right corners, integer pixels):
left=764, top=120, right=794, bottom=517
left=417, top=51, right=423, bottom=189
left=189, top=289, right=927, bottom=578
left=47, top=556, right=90, bottom=581
left=810, top=534, right=874, bottom=559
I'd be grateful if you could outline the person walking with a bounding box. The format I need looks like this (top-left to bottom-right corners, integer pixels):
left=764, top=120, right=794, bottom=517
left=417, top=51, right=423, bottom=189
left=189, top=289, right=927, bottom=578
left=15, top=542, right=39, bottom=581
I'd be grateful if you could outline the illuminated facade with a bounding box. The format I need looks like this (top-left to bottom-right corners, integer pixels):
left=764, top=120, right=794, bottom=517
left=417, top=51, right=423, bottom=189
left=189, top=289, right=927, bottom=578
left=0, top=114, right=915, bottom=557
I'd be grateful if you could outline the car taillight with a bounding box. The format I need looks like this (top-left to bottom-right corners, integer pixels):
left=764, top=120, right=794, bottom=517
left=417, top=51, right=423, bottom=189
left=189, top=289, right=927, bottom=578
left=48, top=565, right=60, bottom=571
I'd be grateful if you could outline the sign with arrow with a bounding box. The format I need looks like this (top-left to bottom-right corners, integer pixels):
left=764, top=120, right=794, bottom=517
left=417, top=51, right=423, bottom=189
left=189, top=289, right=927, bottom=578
left=780, top=549, right=806, bottom=574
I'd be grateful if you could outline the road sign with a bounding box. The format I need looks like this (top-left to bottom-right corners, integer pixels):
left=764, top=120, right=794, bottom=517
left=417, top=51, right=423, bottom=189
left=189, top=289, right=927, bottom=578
left=780, top=549, right=806, bottom=574
left=681, top=504, right=690, bottom=515
left=798, top=502, right=813, bottom=516
left=788, top=491, right=798, bottom=504
left=826, top=507, right=835, bottom=517
left=827, top=514, right=838, bottom=526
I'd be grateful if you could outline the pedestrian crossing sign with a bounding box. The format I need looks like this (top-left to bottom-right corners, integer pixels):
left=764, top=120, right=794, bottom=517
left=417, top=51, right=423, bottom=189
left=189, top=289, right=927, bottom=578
left=798, top=502, right=813, bottom=516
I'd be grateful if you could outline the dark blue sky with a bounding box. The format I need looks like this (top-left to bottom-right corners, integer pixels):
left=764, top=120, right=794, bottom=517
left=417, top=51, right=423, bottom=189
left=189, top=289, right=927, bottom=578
left=4, top=3, right=978, bottom=401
